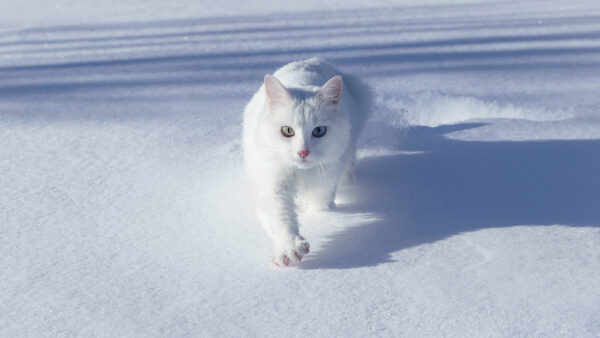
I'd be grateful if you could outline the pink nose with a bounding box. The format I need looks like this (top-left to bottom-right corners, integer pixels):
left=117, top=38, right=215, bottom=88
left=298, top=149, right=310, bottom=159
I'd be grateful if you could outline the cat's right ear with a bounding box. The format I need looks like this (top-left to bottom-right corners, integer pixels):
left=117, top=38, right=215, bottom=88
left=264, top=75, right=292, bottom=108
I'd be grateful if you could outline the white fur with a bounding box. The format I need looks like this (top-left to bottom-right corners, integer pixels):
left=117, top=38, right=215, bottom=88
left=243, top=58, right=371, bottom=266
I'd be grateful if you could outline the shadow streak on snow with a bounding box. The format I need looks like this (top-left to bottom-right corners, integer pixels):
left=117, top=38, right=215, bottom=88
left=302, top=123, right=600, bottom=269
left=1, top=44, right=600, bottom=99
left=1, top=6, right=600, bottom=101
left=3, top=37, right=600, bottom=72
left=5, top=2, right=596, bottom=39
left=3, top=17, right=599, bottom=55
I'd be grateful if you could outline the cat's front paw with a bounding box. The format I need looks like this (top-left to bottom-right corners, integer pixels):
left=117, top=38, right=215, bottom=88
left=271, top=236, right=310, bottom=267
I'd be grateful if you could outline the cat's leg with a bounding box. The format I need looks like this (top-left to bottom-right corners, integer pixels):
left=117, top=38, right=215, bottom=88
left=305, top=148, right=357, bottom=211
left=254, top=171, right=310, bottom=266
left=297, top=163, right=345, bottom=211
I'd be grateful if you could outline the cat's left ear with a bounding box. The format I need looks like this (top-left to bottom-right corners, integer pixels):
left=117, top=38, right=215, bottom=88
left=317, top=75, right=343, bottom=106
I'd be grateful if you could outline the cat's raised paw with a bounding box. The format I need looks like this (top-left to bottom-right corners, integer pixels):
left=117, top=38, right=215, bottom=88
left=271, top=236, right=310, bottom=267
left=271, top=250, right=301, bottom=267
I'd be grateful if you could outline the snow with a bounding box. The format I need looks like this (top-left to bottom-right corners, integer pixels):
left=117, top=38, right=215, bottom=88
left=2, top=0, right=600, bottom=336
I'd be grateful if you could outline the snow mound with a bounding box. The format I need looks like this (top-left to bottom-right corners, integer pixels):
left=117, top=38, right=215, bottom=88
left=379, top=90, right=573, bottom=127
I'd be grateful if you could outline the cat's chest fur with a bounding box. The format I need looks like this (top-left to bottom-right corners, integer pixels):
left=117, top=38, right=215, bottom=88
left=242, top=58, right=371, bottom=266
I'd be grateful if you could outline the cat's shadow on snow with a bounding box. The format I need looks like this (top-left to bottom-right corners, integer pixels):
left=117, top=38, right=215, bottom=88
left=301, top=122, right=600, bottom=269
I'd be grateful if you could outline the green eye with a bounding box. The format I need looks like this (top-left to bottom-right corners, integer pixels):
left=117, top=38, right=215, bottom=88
left=312, top=126, right=327, bottom=137
left=281, top=126, right=295, bottom=137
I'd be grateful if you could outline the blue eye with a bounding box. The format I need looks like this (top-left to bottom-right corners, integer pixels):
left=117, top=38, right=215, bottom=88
left=312, top=126, right=327, bottom=137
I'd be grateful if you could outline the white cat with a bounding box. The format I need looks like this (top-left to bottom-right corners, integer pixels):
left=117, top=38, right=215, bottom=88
left=243, top=58, right=371, bottom=267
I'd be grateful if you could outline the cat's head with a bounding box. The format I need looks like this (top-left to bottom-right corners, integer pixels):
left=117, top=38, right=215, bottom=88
left=259, top=74, right=351, bottom=169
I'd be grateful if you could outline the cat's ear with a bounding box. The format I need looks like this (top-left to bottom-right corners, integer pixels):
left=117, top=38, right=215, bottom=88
left=264, top=75, right=292, bottom=108
left=317, top=75, right=343, bottom=106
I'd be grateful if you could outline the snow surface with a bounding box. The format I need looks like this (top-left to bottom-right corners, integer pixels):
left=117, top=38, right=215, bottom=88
left=2, top=0, right=600, bottom=336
